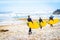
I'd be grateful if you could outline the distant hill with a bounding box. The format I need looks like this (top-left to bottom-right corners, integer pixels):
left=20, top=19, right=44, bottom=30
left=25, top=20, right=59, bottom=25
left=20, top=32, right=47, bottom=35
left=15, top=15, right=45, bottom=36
left=53, top=9, right=60, bottom=15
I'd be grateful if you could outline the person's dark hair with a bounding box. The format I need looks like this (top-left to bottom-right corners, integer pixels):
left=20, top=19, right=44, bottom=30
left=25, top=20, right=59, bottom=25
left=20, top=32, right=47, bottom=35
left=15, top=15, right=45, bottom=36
left=28, top=15, right=30, bottom=18
left=39, top=17, right=41, bottom=19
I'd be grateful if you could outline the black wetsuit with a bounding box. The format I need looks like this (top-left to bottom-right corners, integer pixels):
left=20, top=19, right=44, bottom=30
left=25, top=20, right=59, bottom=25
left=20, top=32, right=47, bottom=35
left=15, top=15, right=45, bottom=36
left=49, top=16, right=54, bottom=27
left=39, top=18, right=43, bottom=29
left=27, top=18, right=32, bottom=22
left=39, top=18, right=43, bottom=22
left=49, top=16, right=53, bottom=20
left=27, top=18, right=32, bottom=34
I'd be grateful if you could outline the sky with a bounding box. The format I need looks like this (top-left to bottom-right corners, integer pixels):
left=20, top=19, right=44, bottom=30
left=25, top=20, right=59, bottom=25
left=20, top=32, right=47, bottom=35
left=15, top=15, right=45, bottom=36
left=0, top=0, right=60, bottom=14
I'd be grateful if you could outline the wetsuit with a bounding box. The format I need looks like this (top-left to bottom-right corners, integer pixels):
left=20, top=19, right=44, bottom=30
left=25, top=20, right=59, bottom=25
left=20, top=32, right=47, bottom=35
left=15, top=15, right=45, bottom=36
left=27, top=18, right=32, bottom=22
left=39, top=18, right=43, bottom=22
left=27, top=18, right=32, bottom=35
left=49, top=16, right=54, bottom=20
left=49, top=16, right=54, bottom=27
left=39, top=18, right=43, bottom=29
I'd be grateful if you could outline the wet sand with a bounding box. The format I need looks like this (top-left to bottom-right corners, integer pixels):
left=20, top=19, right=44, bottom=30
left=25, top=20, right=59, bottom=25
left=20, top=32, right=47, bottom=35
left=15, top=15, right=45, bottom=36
left=0, top=19, right=60, bottom=40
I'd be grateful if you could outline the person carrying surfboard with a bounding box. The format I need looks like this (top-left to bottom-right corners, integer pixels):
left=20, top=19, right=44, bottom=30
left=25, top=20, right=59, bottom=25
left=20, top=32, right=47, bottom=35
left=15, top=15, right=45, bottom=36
left=49, top=15, right=54, bottom=21
left=39, top=17, right=43, bottom=29
left=49, top=15, right=54, bottom=27
left=27, top=15, right=33, bottom=35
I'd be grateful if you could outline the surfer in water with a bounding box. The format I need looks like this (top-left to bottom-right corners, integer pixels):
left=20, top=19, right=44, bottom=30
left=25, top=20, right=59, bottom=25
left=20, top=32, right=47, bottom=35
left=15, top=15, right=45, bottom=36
left=27, top=15, right=33, bottom=35
left=39, top=17, right=43, bottom=29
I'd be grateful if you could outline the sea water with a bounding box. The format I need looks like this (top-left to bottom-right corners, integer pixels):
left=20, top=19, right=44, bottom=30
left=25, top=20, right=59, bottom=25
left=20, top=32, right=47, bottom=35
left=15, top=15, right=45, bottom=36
left=0, top=13, right=60, bottom=21
left=0, top=12, right=60, bottom=25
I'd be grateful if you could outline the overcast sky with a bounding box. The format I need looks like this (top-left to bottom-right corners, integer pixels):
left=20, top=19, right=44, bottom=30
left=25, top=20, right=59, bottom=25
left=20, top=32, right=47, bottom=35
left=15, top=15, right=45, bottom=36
left=0, top=0, right=60, bottom=13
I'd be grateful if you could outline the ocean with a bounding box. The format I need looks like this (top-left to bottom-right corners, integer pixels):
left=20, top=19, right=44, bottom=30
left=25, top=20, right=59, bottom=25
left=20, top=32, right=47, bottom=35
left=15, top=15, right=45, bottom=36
left=0, top=12, right=60, bottom=26
left=0, top=13, right=60, bottom=21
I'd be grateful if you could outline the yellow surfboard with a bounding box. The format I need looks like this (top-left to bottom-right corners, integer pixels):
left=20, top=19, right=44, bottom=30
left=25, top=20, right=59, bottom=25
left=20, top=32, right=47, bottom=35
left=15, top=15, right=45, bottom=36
left=27, top=21, right=47, bottom=29
left=48, top=18, right=59, bottom=24
left=48, top=20, right=54, bottom=24
left=54, top=18, right=59, bottom=24
left=27, top=21, right=39, bottom=29
left=39, top=20, right=47, bottom=27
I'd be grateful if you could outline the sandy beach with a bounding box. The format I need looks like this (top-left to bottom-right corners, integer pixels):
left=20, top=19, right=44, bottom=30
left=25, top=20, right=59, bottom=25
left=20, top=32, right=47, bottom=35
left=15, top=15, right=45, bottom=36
left=0, top=0, right=60, bottom=40
left=0, top=19, right=60, bottom=40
